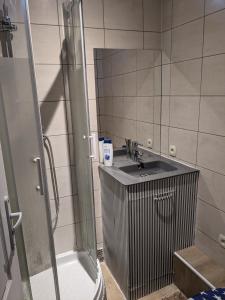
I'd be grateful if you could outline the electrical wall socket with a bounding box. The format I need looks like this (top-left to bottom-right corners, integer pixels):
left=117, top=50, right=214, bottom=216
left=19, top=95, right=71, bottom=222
left=169, top=145, right=176, bottom=157
left=147, top=138, right=153, bottom=148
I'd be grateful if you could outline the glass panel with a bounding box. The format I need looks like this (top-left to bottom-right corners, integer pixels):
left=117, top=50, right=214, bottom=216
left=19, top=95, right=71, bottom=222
left=61, top=0, right=97, bottom=280
left=95, top=49, right=162, bottom=153
left=0, top=1, right=59, bottom=299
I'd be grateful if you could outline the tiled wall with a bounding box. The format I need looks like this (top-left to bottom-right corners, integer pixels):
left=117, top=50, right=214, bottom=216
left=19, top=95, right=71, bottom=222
left=161, top=0, right=225, bottom=267
left=95, top=49, right=161, bottom=152
left=28, top=0, right=77, bottom=254
left=82, top=0, right=162, bottom=248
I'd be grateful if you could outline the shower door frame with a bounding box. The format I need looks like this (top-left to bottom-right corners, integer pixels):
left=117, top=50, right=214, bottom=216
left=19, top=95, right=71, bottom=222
left=63, top=0, right=98, bottom=278
left=0, top=0, right=61, bottom=299
left=24, top=1, right=61, bottom=299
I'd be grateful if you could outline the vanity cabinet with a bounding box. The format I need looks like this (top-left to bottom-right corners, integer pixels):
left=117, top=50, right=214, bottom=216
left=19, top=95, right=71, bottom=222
left=100, top=169, right=199, bottom=300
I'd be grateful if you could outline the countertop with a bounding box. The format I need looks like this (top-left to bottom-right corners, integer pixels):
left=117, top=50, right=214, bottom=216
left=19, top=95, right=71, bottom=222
left=99, top=148, right=199, bottom=186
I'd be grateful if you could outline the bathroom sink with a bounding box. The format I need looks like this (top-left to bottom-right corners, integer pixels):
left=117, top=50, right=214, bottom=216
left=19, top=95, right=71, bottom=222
left=119, top=160, right=177, bottom=177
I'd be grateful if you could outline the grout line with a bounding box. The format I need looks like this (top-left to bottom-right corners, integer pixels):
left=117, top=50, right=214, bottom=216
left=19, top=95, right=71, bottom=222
left=198, top=197, right=225, bottom=215
left=197, top=227, right=225, bottom=250
left=196, top=0, right=206, bottom=167
left=161, top=51, right=225, bottom=67
left=162, top=6, right=225, bottom=34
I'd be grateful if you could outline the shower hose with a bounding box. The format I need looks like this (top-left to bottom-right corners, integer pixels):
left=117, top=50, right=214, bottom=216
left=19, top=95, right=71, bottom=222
left=43, top=135, right=60, bottom=233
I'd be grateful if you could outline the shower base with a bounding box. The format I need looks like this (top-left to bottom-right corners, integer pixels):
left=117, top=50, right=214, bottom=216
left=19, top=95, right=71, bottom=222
left=30, top=251, right=104, bottom=300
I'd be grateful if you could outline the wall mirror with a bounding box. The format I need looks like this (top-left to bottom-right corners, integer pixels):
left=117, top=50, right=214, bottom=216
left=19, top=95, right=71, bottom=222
left=94, top=49, right=162, bottom=154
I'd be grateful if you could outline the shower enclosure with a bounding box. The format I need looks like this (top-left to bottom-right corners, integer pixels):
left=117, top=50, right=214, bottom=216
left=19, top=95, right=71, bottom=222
left=0, top=0, right=104, bottom=299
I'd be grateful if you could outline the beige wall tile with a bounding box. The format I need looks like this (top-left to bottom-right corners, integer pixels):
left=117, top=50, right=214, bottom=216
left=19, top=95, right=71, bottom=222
left=171, top=59, right=202, bottom=95
left=197, top=133, right=225, bottom=175
left=137, top=50, right=155, bottom=70
left=87, top=65, right=97, bottom=99
left=170, top=96, right=200, bottom=131
left=104, top=97, right=113, bottom=116
left=31, top=25, right=61, bottom=64
left=93, top=161, right=100, bottom=190
left=113, top=97, right=124, bottom=117
left=137, top=68, right=154, bottom=96
left=197, top=199, right=225, bottom=243
left=35, top=65, right=65, bottom=101
left=162, top=30, right=172, bottom=64
left=162, top=0, right=172, bottom=31
left=199, top=96, right=225, bottom=136
left=124, top=72, right=137, bottom=97
left=204, top=10, right=225, bottom=56
left=153, top=124, right=161, bottom=152
left=40, top=101, right=69, bottom=136
left=137, top=122, right=154, bottom=147
left=29, top=0, right=58, bottom=25
left=169, top=127, right=198, bottom=164
left=161, top=96, right=170, bottom=125
left=137, top=97, right=154, bottom=123
left=144, top=32, right=161, bottom=50
left=195, top=229, right=225, bottom=269
left=50, top=196, right=75, bottom=228
left=205, top=0, right=225, bottom=14
left=161, top=126, right=169, bottom=154
left=198, top=166, right=225, bottom=212
left=162, top=65, right=171, bottom=96
left=47, top=166, right=74, bottom=199
left=121, top=119, right=137, bottom=140
left=202, top=54, right=225, bottom=95
left=123, top=97, right=137, bottom=120
left=154, top=96, right=161, bottom=124
left=105, top=30, right=143, bottom=49
left=54, top=224, right=75, bottom=254
left=172, top=0, right=204, bottom=27
left=143, top=0, right=161, bottom=32
left=112, top=76, right=124, bottom=97
left=171, top=19, right=204, bottom=62
left=89, top=100, right=98, bottom=131
left=44, top=134, right=71, bottom=168
left=111, top=50, right=136, bottom=75
left=85, top=28, right=104, bottom=65
left=104, top=0, right=143, bottom=30
left=154, top=66, right=161, bottom=96
left=83, top=0, right=104, bottom=28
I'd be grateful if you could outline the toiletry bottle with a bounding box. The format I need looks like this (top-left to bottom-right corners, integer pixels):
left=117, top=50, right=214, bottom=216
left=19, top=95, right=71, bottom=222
left=103, top=139, right=113, bottom=166
left=98, top=137, right=104, bottom=163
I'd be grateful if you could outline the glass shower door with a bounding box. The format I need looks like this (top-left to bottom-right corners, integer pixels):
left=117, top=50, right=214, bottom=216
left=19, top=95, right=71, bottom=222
left=63, top=0, right=98, bottom=280
left=0, top=0, right=59, bottom=299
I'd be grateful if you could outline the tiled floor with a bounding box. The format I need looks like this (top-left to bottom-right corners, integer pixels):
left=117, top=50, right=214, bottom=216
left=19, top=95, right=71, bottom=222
left=101, top=262, right=187, bottom=300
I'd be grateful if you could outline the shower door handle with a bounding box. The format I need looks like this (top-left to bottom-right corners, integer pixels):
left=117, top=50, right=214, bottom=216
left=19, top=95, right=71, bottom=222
left=89, top=134, right=96, bottom=159
left=4, top=196, right=23, bottom=251
left=33, top=156, right=44, bottom=195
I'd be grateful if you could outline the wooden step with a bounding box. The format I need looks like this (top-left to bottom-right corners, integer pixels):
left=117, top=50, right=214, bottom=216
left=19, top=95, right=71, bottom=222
left=140, top=284, right=186, bottom=300
left=174, top=246, right=225, bottom=298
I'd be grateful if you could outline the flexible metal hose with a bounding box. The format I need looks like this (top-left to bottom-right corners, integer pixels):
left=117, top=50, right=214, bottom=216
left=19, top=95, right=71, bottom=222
left=43, top=135, right=60, bottom=233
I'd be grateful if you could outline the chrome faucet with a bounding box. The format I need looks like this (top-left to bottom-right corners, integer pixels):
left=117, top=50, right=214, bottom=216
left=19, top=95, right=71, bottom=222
left=131, top=141, right=143, bottom=162
left=125, top=139, right=143, bottom=161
